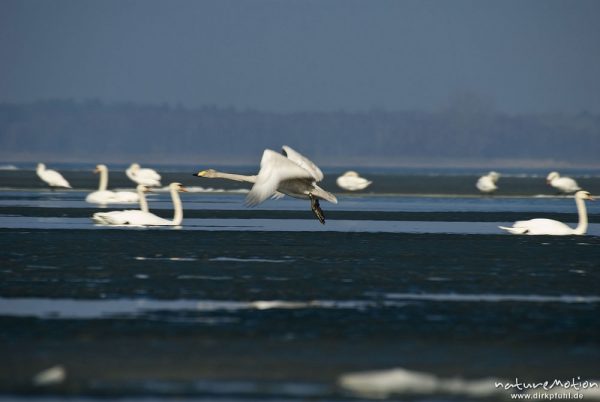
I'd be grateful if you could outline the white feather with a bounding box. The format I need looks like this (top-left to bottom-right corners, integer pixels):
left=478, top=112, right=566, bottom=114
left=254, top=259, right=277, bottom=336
left=246, top=150, right=314, bottom=206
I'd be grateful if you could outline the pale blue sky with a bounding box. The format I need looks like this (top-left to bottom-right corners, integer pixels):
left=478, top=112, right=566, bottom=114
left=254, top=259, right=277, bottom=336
left=1, top=0, right=599, bottom=113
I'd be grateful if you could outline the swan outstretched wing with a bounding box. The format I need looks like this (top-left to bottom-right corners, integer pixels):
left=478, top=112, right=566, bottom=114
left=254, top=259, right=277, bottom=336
left=281, top=145, right=324, bottom=182
left=246, top=149, right=314, bottom=206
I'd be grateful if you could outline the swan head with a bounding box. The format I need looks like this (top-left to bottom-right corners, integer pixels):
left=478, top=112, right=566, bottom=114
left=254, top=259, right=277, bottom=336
left=94, top=164, right=107, bottom=173
left=575, top=190, right=594, bottom=201
left=169, top=182, right=188, bottom=192
left=546, top=171, right=560, bottom=183
left=136, top=184, right=150, bottom=193
left=129, top=163, right=141, bottom=171
left=37, top=163, right=45, bottom=171
left=195, top=169, right=217, bottom=178
left=343, top=171, right=359, bottom=177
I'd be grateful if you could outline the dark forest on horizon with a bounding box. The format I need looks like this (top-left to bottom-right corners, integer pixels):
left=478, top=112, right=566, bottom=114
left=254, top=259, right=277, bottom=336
left=1, top=99, right=599, bottom=166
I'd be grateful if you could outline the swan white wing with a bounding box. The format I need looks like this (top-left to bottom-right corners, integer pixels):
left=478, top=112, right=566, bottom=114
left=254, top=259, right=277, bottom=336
left=86, top=190, right=115, bottom=203
left=112, top=191, right=139, bottom=203
left=132, top=176, right=161, bottom=186
left=281, top=145, right=324, bottom=182
left=125, top=211, right=171, bottom=226
left=553, top=177, right=580, bottom=192
left=87, top=190, right=138, bottom=204
left=40, top=169, right=71, bottom=188
left=126, top=173, right=158, bottom=186
left=510, top=218, right=574, bottom=235
left=246, top=149, right=314, bottom=206
left=93, top=210, right=169, bottom=226
left=138, top=168, right=161, bottom=181
left=336, top=176, right=372, bottom=191
left=476, top=176, right=497, bottom=193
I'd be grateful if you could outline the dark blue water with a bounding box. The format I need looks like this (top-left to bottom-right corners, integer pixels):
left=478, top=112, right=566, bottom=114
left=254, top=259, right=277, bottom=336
left=1, top=168, right=599, bottom=401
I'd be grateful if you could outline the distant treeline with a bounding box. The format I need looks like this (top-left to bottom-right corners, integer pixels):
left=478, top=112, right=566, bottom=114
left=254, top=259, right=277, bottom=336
left=0, top=100, right=598, bottom=166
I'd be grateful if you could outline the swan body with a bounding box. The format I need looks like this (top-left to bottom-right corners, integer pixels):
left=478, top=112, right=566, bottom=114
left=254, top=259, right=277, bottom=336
left=36, top=163, right=71, bottom=189
left=86, top=164, right=139, bottom=204
left=92, top=183, right=186, bottom=226
left=195, top=145, right=337, bottom=224
left=476, top=171, right=500, bottom=193
left=126, top=163, right=161, bottom=187
left=546, top=171, right=580, bottom=193
left=499, top=191, right=594, bottom=235
left=336, top=171, right=372, bottom=191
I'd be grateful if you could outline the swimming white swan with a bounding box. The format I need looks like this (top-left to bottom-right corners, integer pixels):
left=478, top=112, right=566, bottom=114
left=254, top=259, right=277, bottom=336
left=85, top=164, right=139, bottom=204
left=476, top=171, right=500, bottom=194
left=91, top=184, right=149, bottom=224
left=546, top=171, right=580, bottom=193
left=36, top=163, right=72, bottom=189
left=499, top=191, right=594, bottom=235
left=336, top=171, right=372, bottom=191
left=195, top=145, right=337, bottom=224
left=92, top=183, right=186, bottom=226
left=126, top=163, right=161, bottom=187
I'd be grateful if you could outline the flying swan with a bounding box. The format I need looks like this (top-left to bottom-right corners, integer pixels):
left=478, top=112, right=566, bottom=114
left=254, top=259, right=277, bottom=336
left=86, top=164, right=139, bottom=204
left=126, top=163, right=162, bottom=187
left=476, top=171, right=500, bottom=194
left=499, top=190, right=594, bottom=235
left=336, top=171, right=373, bottom=191
left=195, top=145, right=337, bottom=224
left=36, top=163, right=72, bottom=189
left=92, top=182, right=186, bottom=226
left=546, top=171, right=581, bottom=194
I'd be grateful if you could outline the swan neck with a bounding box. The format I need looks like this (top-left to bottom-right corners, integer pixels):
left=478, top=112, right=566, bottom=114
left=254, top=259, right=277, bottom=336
left=171, top=187, right=183, bottom=225
left=574, top=196, right=588, bottom=235
left=212, top=171, right=256, bottom=183
left=138, top=188, right=149, bottom=213
left=98, top=168, right=108, bottom=191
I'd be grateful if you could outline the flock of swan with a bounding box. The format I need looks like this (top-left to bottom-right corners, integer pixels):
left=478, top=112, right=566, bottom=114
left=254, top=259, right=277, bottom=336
left=92, top=183, right=186, bottom=226
left=35, top=148, right=595, bottom=235
left=476, top=171, right=582, bottom=194
left=476, top=170, right=593, bottom=235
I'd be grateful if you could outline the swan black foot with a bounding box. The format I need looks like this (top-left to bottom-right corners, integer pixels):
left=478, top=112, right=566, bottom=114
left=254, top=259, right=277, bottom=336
left=309, top=193, right=326, bottom=224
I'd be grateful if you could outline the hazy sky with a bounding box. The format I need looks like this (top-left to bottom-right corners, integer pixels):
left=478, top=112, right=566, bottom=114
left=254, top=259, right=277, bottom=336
left=1, top=0, right=599, bottom=114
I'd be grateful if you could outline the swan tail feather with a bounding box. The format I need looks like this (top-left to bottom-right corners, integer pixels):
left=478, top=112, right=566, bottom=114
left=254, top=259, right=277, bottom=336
left=311, top=185, right=338, bottom=204
left=499, top=225, right=528, bottom=235
left=271, top=191, right=286, bottom=200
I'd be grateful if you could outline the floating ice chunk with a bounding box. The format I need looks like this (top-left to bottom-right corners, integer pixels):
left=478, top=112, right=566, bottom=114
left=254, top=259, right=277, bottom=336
left=32, top=365, right=66, bottom=386
left=339, top=367, right=507, bottom=398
